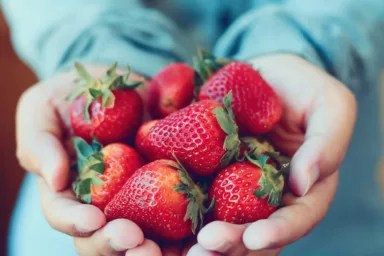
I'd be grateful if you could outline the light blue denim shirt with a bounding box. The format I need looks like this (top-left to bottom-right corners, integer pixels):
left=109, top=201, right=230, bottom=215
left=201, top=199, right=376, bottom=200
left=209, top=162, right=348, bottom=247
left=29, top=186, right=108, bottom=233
left=3, top=1, right=384, bottom=255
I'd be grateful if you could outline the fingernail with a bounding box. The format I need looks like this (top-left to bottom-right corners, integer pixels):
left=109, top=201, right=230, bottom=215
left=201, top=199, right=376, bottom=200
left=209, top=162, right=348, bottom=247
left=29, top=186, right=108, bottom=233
left=302, top=166, right=320, bottom=196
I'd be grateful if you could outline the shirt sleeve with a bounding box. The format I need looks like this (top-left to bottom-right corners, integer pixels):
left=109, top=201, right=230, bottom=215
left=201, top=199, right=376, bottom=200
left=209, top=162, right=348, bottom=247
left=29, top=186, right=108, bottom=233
left=2, top=0, right=193, bottom=78
left=214, top=0, right=384, bottom=93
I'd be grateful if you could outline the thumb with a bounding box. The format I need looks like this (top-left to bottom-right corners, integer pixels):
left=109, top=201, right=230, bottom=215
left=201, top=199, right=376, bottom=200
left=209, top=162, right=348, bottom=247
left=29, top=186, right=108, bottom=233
left=37, top=132, right=70, bottom=191
left=16, top=86, right=70, bottom=191
left=289, top=86, right=356, bottom=196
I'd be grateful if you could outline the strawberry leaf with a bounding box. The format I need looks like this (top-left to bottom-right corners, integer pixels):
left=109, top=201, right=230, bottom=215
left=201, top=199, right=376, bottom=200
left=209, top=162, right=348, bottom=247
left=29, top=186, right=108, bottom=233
left=193, top=48, right=231, bottom=84
left=101, top=89, right=115, bottom=108
left=214, top=92, right=241, bottom=168
left=106, top=62, right=118, bottom=78
left=81, top=194, right=92, bottom=204
left=75, top=62, right=92, bottom=83
left=73, top=137, right=95, bottom=171
left=66, top=87, right=87, bottom=102
left=89, top=88, right=103, bottom=99
left=91, top=176, right=104, bottom=186
left=171, top=154, right=211, bottom=234
left=75, top=178, right=92, bottom=195
left=213, top=107, right=232, bottom=134
left=68, top=62, right=141, bottom=116
left=241, top=137, right=275, bottom=157
left=83, top=98, right=92, bottom=121
left=246, top=153, right=284, bottom=207
left=89, top=162, right=105, bottom=174
left=91, top=139, right=103, bottom=152
left=72, top=137, right=105, bottom=203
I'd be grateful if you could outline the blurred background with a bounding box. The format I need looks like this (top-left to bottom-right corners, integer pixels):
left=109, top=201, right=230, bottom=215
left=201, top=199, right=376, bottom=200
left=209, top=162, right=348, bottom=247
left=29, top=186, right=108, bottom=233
left=0, top=12, right=36, bottom=256
left=0, top=7, right=384, bottom=256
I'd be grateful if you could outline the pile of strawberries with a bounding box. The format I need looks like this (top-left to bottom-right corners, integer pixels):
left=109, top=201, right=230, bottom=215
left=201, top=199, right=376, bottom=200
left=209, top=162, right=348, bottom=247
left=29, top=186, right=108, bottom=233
left=69, top=50, right=290, bottom=242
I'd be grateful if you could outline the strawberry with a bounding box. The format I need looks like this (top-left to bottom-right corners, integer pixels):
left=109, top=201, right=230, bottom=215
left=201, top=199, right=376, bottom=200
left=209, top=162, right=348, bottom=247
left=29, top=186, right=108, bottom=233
left=135, top=120, right=159, bottom=149
left=69, top=63, right=144, bottom=144
left=135, top=93, right=241, bottom=176
left=72, top=137, right=144, bottom=211
left=195, top=53, right=282, bottom=135
left=104, top=159, right=213, bottom=241
left=209, top=155, right=285, bottom=224
left=147, top=63, right=195, bottom=118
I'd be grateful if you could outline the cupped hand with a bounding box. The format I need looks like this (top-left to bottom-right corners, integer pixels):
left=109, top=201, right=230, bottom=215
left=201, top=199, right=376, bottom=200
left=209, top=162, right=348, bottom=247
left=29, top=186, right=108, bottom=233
left=187, top=54, right=356, bottom=255
left=16, top=65, right=162, bottom=256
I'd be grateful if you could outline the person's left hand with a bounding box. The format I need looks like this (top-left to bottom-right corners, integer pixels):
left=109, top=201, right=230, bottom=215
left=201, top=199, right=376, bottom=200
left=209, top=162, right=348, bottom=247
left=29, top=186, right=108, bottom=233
left=185, top=54, right=355, bottom=255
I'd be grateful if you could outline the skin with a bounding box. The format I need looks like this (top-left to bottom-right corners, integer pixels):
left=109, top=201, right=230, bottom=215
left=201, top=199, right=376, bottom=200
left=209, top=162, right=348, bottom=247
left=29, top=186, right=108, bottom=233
left=16, top=54, right=356, bottom=256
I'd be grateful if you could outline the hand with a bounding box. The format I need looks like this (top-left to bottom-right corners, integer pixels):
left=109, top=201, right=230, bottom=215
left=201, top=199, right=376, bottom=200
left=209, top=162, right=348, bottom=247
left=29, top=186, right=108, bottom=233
left=187, top=54, right=356, bottom=255
left=16, top=65, right=162, bottom=255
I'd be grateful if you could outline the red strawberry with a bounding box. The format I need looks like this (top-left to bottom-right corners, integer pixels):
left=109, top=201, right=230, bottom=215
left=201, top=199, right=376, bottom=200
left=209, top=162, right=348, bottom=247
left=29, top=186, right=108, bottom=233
left=104, top=159, right=212, bottom=241
left=72, top=137, right=144, bottom=211
left=69, top=63, right=143, bottom=144
left=135, top=93, right=241, bottom=176
left=147, top=63, right=195, bottom=118
left=135, top=119, right=159, bottom=148
left=210, top=154, right=285, bottom=224
left=196, top=55, right=282, bottom=135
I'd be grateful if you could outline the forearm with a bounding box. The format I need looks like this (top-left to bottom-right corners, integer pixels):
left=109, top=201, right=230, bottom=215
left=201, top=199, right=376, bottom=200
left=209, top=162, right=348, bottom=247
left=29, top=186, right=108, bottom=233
left=215, top=0, right=384, bottom=93
left=2, top=0, right=192, bottom=79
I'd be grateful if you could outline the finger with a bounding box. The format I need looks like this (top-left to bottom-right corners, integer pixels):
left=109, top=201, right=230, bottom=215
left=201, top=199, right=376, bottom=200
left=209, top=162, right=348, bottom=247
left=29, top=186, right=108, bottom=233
left=16, top=86, right=69, bottom=191
left=38, top=178, right=105, bottom=235
left=187, top=244, right=282, bottom=256
left=74, top=219, right=144, bottom=256
left=187, top=244, right=220, bottom=256
left=289, top=81, right=356, bottom=195
left=197, top=221, right=246, bottom=255
left=243, top=171, right=338, bottom=250
left=125, top=239, right=162, bottom=256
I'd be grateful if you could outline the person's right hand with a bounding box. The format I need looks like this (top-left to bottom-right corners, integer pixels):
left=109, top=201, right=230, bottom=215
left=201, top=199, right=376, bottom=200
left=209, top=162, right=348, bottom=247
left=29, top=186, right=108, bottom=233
left=16, top=65, right=165, bottom=256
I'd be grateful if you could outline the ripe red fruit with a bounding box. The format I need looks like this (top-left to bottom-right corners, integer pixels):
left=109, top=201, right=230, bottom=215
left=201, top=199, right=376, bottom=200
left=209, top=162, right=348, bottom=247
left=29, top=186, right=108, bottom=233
left=69, top=63, right=143, bottom=144
left=209, top=156, right=285, bottom=224
left=135, top=93, right=241, bottom=176
left=197, top=59, right=282, bottom=135
left=72, top=137, right=143, bottom=211
left=147, top=63, right=195, bottom=118
left=135, top=119, right=159, bottom=148
left=104, top=159, right=212, bottom=241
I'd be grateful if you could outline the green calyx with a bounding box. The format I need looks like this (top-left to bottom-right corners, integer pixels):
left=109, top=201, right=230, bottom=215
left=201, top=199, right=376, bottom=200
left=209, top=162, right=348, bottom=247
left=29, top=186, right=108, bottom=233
left=171, top=155, right=215, bottom=234
left=213, top=92, right=241, bottom=168
left=245, top=152, right=285, bottom=207
left=67, top=62, right=142, bottom=120
left=72, top=137, right=105, bottom=204
left=241, top=137, right=291, bottom=175
left=193, top=48, right=231, bottom=87
left=242, top=137, right=291, bottom=207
